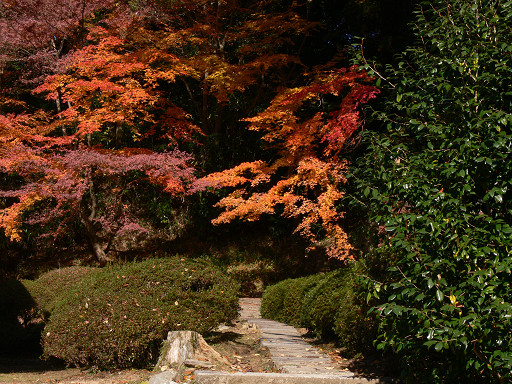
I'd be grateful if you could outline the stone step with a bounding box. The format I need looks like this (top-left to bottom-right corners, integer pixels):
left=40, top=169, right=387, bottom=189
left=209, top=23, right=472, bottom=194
left=195, top=371, right=388, bottom=384
left=227, top=298, right=393, bottom=383
left=238, top=298, right=350, bottom=376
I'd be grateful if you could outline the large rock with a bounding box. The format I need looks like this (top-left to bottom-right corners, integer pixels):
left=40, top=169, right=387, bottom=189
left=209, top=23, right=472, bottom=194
left=148, top=370, right=178, bottom=384
left=156, top=330, right=232, bottom=371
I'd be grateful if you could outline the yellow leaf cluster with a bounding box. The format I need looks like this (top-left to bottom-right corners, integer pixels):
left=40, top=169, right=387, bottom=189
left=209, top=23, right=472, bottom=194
left=0, top=194, right=42, bottom=242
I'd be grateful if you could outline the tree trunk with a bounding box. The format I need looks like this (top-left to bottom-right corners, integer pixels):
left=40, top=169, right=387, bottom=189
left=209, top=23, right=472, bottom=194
left=79, top=173, right=110, bottom=265
left=55, top=89, right=68, bottom=136
left=156, top=331, right=232, bottom=370
left=79, top=205, right=110, bottom=266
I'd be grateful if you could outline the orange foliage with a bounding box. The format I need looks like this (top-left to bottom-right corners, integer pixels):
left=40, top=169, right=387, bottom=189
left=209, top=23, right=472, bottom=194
left=198, top=67, right=379, bottom=260
left=0, top=104, right=53, bottom=144
left=33, top=26, right=200, bottom=145
left=1, top=0, right=378, bottom=262
left=0, top=193, right=42, bottom=242
left=149, top=0, right=316, bottom=109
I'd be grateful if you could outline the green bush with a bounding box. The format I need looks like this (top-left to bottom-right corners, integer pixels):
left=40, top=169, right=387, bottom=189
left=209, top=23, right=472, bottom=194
left=226, top=260, right=276, bottom=297
left=261, top=249, right=392, bottom=355
left=260, top=278, right=291, bottom=320
left=26, top=266, right=96, bottom=315
left=296, top=249, right=390, bottom=349
left=261, top=273, right=325, bottom=327
left=0, top=267, right=95, bottom=354
left=334, top=248, right=395, bottom=354
left=300, top=269, right=347, bottom=338
left=42, top=257, right=239, bottom=369
left=355, top=0, right=512, bottom=381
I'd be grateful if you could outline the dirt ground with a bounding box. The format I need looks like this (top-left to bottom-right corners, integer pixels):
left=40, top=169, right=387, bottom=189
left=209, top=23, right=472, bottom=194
left=0, top=361, right=150, bottom=384
left=0, top=320, right=274, bottom=384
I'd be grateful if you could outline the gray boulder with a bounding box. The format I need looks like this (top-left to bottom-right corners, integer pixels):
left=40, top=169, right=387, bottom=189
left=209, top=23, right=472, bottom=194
left=148, top=369, right=178, bottom=384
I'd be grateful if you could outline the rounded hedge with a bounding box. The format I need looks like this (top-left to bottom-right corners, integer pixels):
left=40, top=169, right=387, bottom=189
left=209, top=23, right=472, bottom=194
left=260, top=250, right=391, bottom=354
left=333, top=272, right=377, bottom=353
left=0, top=267, right=95, bottom=354
left=261, top=268, right=379, bottom=350
left=26, top=266, right=96, bottom=315
left=300, top=269, right=347, bottom=339
left=0, top=279, right=40, bottom=353
left=260, top=273, right=326, bottom=327
left=333, top=249, right=393, bottom=353
left=42, top=257, right=239, bottom=369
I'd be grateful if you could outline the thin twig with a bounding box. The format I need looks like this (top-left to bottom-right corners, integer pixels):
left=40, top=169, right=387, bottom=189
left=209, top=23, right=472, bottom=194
left=360, top=39, right=396, bottom=88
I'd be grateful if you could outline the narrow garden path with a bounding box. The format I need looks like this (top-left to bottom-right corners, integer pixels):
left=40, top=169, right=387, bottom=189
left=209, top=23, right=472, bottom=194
left=195, top=298, right=387, bottom=384
left=238, top=298, right=353, bottom=375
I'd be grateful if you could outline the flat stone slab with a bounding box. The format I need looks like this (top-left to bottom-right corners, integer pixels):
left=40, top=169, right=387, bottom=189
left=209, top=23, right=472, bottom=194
left=237, top=298, right=352, bottom=375
left=268, top=351, right=328, bottom=357
left=195, top=371, right=387, bottom=384
left=194, top=298, right=395, bottom=384
left=272, top=357, right=334, bottom=364
left=231, top=299, right=394, bottom=382
left=238, top=298, right=262, bottom=319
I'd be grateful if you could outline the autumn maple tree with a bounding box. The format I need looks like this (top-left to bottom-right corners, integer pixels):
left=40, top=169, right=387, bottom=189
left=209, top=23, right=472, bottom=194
left=0, top=0, right=379, bottom=264
left=0, top=0, right=115, bottom=86
left=197, top=67, right=379, bottom=259
left=0, top=23, right=198, bottom=263
left=0, top=3, right=199, bottom=264
left=129, top=0, right=380, bottom=259
left=0, top=146, right=195, bottom=264
left=118, top=0, right=326, bottom=170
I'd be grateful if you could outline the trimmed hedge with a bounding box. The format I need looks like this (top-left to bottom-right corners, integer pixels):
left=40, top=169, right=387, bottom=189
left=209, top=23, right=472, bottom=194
left=260, top=273, right=326, bottom=327
left=261, top=250, right=392, bottom=354
left=26, top=266, right=96, bottom=315
left=333, top=248, right=392, bottom=353
left=300, top=269, right=347, bottom=339
left=333, top=271, right=376, bottom=353
left=0, top=267, right=95, bottom=354
left=42, top=257, right=239, bottom=369
left=0, top=279, right=40, bottom=353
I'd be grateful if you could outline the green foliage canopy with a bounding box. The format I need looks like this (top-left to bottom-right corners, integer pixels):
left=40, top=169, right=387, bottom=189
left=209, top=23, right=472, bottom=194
left=356, top=0, right=512, bottom=382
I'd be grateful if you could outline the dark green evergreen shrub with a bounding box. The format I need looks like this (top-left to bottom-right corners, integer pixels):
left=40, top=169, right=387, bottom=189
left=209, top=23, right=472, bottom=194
left=262, top=249, right=391, bottom=353
left=355, top=0, right=512, bottom=380
left=260, top=278, right=291, bottom=320
left=0, top=267, right=95, bottom=354
left=226, top=259, right=276, bottom=297
left=333, top=248, right=394, bottom=354
left=261, top=274, right=325, bottom=326
left=294, top=249, right=391, bottom=349
left=41, top=257, right=239, bottom=369
left=333, top=252, right=384, bottom=353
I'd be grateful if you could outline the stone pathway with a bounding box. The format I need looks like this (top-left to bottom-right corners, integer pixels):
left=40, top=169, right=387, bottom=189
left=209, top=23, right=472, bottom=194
left=238, top=298, right=353, bottom=376
left=195, top=298, right=388, bottom=384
